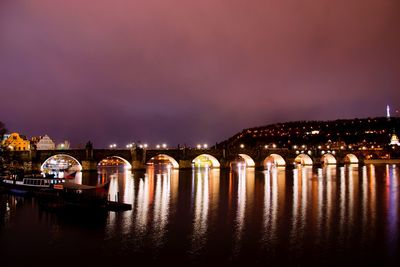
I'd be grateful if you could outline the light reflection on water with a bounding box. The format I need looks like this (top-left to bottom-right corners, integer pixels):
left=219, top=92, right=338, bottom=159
left=232, top=166, right=254, bottom=256
left=1, top=164, right=400, bottom=265
left=191, top=167, right=210, bottom=253
left=264, top=166, right=283, bottom=246
left=386, top=164, right=399, bottom=256
left=190, top=167, right=220, bottom=256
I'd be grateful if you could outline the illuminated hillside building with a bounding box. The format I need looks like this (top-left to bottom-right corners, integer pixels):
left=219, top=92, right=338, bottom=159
left=390, top=133, right=400, bottom=146
left=3, top=132, right=30, bottom=151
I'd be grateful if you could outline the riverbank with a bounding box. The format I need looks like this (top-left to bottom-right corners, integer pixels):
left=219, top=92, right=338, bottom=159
left=364, top=159, right=400, bottom=164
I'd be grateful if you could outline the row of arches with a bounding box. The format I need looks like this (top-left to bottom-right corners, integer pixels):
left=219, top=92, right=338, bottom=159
left=40, top=153, right=361, bottom=172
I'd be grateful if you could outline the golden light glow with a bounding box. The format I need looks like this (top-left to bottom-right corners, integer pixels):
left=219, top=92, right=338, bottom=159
left=192, top=154, right=220, bottom=168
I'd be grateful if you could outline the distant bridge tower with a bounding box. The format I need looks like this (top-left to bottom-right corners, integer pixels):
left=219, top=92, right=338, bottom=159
left=387, top=105, right=391, bottom=119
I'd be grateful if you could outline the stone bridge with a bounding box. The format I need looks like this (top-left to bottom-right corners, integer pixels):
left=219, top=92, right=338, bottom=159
left=1, top=144, right=392, bottom=171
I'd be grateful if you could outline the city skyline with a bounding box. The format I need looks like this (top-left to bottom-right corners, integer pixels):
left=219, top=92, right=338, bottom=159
left=2, top=112, right=399, bottom=149
left=2, top=106, right=399, bottom=148
left=1, top=0, right=399, bottom=146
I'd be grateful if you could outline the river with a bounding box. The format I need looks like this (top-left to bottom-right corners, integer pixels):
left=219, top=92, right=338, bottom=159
left=0, top=164, right=399, bottom=266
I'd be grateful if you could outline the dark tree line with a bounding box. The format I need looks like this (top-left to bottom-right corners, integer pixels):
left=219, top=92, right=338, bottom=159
left=0, top=121, right=6, bottom=150
left=0, top=121, right=5, bottom=140
left=0, top=121, right=6, bottom=171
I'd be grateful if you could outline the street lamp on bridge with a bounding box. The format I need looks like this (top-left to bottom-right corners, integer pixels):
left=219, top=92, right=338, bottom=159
left=109, top=144, right=117, bottom=149
left=139, top=143, right=148, bottom=149
left=196, top=144, right=208, bottom=149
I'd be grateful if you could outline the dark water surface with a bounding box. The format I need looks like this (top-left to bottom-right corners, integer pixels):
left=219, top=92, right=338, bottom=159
left=1, top=164, right=399, bottom=266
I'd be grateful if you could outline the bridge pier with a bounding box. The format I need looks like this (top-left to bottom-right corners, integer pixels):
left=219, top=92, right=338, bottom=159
left=131, top=160, right=147, bottom=171
left=254, top=161, right=265, bottom=170
left=178, top=160, right=192, bottom=169
left=81, top=160, right=98, bottom=171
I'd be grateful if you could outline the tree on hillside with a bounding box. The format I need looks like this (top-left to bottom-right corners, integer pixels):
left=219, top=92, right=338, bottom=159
left=0, top=121, right=6, bottom=170
left=0, top=121, right=6, bottom=142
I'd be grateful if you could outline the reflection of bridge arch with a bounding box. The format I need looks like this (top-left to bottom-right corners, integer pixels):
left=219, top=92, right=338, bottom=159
left=294, top=154, right=313, bottom=166
left=263, top=154, right=286, bottom=167
left=147, top=154, right=179, bottom=169
left=192, top=154, right=220, bottom=168
left=41, top=154, right=82, bottom=171
left=344, top=153, right=359, bottom=164
left=321, top=153, right=337, bottom=165
left=99, top=156, right=132, bottom=169
left=238, top=154, right=255, bottom=167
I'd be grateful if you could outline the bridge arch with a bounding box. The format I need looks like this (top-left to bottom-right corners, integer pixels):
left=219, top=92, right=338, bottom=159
left=238, top=154, right=255, bottom=167
left=321, top=153, right=337, bottom=165
left=294, top=154, right=313, bottom=166
left=344, top=153, right=359, bottom=164
left=99, top=156, right=132, bottom=169
left=41, top=154, right=82, bottom=172
left=192, top=154, right=220, bottom=168
left=263, top=154, right=286, bottom=168
left=147, top=154, right=179, bottom=169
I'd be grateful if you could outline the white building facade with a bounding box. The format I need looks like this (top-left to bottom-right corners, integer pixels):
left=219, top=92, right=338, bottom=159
left=390, top=133, right=400, bottom=146
left=36, top=135, right=56, bottom=150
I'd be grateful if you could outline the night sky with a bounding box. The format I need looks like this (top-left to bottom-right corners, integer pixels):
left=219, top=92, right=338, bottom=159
left=1, top=0, right=399, bottom=147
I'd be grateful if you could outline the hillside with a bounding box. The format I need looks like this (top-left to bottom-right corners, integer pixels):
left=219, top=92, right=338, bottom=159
left=218, top=117, right=400, bottom=149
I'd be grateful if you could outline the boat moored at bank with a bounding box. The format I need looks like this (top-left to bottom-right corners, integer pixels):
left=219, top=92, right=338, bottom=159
left=0, top=174, right=66, bottom=195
